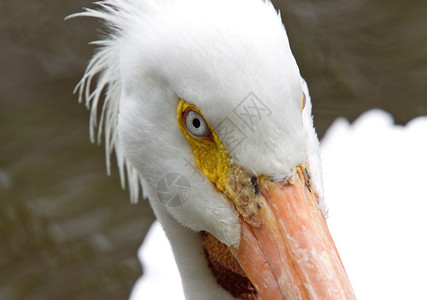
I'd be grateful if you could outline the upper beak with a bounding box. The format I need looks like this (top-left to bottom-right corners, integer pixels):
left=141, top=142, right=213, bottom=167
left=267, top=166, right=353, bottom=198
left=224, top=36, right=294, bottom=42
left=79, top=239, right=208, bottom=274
left=229, top=166, right=356, bottom=300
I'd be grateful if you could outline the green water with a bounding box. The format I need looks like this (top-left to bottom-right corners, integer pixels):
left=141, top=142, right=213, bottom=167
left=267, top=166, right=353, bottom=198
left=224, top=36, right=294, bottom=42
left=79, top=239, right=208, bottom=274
left=1, top=0, right=426, bottom=299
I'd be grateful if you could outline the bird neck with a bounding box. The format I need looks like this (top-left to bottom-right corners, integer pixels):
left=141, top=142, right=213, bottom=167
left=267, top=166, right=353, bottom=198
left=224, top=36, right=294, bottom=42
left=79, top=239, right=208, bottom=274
left=149, top=200, right=237, bottom=300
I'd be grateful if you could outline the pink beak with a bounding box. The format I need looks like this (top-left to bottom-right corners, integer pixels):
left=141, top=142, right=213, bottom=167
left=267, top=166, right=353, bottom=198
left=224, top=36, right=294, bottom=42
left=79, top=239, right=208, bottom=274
left=229, top=167, right=356, bottom=300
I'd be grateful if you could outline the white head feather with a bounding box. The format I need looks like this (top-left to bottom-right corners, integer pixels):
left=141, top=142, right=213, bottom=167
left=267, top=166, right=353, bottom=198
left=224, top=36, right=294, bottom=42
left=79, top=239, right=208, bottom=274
left=73, top=0, right=324, bottom=248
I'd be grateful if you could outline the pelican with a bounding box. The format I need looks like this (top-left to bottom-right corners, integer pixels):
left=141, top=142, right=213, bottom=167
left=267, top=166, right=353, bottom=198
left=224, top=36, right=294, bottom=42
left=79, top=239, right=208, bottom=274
left=73, top=0, right=356, bottom=299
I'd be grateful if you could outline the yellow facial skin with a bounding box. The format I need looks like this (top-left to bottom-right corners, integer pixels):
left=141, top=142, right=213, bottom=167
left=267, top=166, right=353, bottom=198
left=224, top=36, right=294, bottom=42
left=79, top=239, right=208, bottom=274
left=177, top=99, right=263, bottom=226
left=176, top=100, right=231, bottom=191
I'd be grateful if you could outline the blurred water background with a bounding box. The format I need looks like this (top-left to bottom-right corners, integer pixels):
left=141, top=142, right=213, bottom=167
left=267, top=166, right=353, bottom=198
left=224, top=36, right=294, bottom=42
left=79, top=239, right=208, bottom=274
left=1, top=0, right=426, bottom=299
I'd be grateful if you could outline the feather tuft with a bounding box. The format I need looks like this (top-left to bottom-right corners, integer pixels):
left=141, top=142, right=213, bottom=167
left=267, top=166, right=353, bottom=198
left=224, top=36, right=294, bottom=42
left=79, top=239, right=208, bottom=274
left=69, top=2, right=141, bottom=203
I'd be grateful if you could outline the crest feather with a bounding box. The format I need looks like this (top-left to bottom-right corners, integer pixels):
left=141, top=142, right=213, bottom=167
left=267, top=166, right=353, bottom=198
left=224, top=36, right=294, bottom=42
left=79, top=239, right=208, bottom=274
left=69, top=1, right=142, bottom=203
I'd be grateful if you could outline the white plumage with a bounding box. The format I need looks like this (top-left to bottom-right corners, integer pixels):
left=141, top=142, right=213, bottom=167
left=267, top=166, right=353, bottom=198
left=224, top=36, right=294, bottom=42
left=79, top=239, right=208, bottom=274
left=73, top=0, right=323, bottom=207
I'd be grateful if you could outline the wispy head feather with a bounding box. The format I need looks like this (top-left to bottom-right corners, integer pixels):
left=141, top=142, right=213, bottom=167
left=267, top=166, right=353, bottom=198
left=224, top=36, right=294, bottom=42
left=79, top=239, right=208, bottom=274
left=69, top=1, right=142, bottom=202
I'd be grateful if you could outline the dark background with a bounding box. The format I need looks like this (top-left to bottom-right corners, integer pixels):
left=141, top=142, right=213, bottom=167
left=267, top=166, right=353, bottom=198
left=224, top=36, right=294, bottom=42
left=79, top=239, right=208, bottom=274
left=1, top=0, right=426, bottom=299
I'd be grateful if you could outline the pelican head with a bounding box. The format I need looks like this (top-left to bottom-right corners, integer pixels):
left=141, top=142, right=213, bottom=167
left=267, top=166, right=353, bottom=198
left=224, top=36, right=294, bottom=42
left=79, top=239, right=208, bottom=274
left=74, top=0, right=356, bottom=299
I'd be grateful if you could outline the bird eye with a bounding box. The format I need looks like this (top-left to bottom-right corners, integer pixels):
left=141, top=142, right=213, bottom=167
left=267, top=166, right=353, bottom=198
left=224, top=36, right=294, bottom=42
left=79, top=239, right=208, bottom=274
left=184, top=109, right=210, bottom=138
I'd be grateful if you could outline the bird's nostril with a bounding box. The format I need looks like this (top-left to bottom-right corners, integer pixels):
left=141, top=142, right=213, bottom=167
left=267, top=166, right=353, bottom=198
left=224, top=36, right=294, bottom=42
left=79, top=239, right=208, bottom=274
left=250, top=176, right=259, bottom=196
